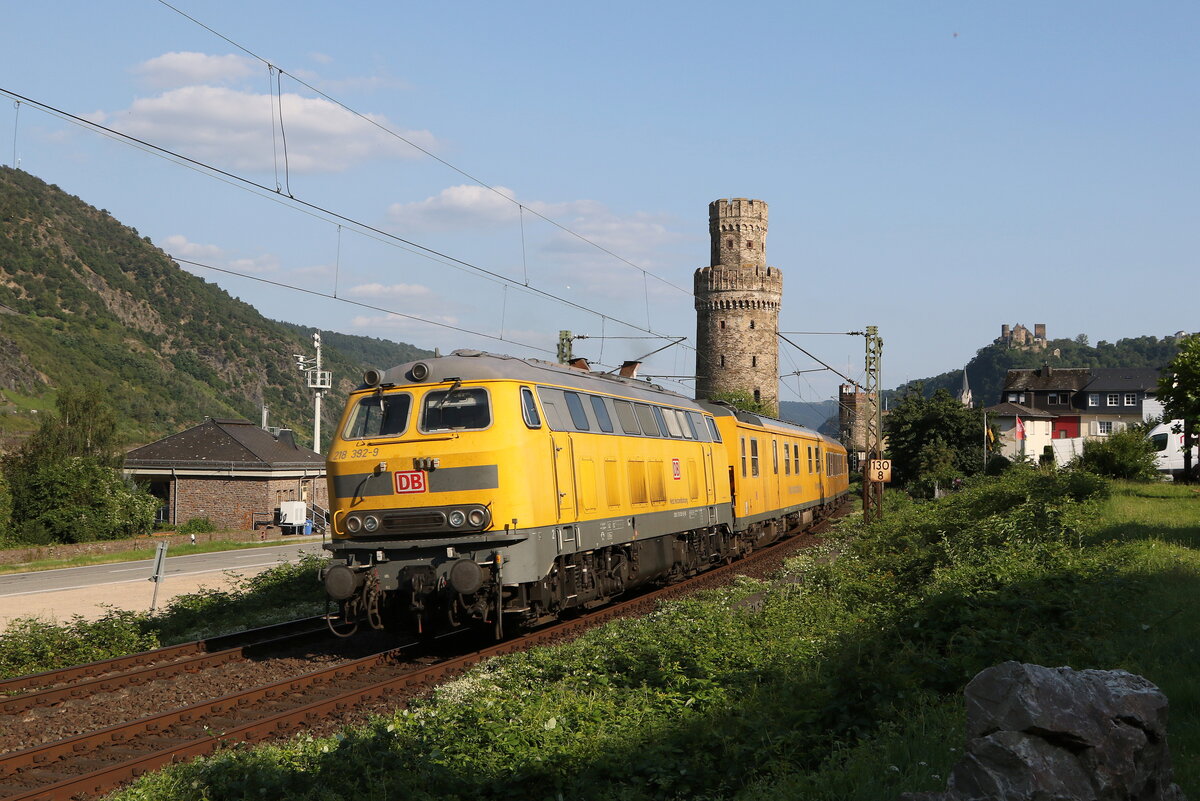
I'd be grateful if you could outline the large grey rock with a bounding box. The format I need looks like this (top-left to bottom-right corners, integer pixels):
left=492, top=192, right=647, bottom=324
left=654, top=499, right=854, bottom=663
left=902, top=662, right=1185, bottom=801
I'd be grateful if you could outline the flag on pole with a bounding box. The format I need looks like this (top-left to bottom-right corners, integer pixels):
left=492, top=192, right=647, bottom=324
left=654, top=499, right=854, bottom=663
left=1014, top=415, right=1026, bottom=441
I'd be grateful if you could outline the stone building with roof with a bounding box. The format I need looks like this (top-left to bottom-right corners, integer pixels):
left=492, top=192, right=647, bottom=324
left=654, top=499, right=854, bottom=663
left=988, top=365, right=1164, bottom=465
left=123, top=418, right=328, bottom=531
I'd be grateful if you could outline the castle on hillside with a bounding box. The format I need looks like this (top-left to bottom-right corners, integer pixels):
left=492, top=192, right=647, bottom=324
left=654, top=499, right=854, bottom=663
left=693, top=199, right=782, bottom=415
left=996, top=323, right=1048, bottom=351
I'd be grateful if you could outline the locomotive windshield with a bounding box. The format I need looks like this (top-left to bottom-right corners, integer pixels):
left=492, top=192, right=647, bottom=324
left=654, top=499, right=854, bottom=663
left=343, top=393, right=412, bottom=439
left=421, top=387, right=491, bottom=431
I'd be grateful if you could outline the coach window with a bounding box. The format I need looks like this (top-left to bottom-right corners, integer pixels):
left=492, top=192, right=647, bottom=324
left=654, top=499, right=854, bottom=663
left=590, top=395, right=615, bottom=432
left=564, top=391, right=591, bottom=431
left=750, top=439, right=760, bottom=477
left=784, top=442, right=790, bottom=475
left=614, top=399, right=641, bottom=434
left=740, top=437, right=747, bottom=477
left=807, top=446, right=813, bottom=473
left=793, top=444, right=799, bottom=474
left=635, top=403, right=661, bottom=437
left=421, top=387, right=491, bottom=432
left=815, top=446, right=822, bottom=473
left=343, top=392, right=412, bottom=439
left=772, top=440, right=779, bottom=474
left=520, top=387, right=541, bottom=429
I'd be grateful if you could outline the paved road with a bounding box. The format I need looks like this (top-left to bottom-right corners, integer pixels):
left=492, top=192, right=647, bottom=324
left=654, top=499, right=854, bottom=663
left=0, top=540, right=327, bottom=599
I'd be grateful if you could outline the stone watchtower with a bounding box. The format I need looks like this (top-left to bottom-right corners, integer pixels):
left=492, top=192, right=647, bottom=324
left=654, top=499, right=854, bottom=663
left=694, top=198, right=783, bottom=415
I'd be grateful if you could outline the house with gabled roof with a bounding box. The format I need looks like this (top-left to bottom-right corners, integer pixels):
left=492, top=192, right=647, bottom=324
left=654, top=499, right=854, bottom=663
left=982, top=401, right=1055, bottom=463
left=123, top=418, right=328, bottom=531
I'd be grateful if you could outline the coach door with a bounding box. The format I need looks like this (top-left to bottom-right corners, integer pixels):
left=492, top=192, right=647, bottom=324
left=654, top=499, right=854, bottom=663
left=551, top=431, right=576, bottom=520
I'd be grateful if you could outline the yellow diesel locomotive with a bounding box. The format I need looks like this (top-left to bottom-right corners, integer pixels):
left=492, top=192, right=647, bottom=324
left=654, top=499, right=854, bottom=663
left=320, top=350, right=848, bottom=636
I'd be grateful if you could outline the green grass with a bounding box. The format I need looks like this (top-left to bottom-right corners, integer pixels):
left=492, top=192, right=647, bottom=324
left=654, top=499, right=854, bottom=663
left=0, top=553, right=329, bottom=678
left=78, top=472, right=1200, bottom=799
left=0, top=535, right=324, bottom=575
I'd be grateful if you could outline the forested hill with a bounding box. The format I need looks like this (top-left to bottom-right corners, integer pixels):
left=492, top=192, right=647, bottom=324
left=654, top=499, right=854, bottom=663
left=0, top=166, right=432, bottom=450
left=897, top=335, right=1183, bottom=406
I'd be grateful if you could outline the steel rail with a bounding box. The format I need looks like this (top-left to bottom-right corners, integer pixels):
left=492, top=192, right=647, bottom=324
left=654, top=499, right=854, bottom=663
left=0, top=616, right=330, bottom=698
left=0, top=618, right=331, bottom=716
left=1, top=504, right=846, bottom=801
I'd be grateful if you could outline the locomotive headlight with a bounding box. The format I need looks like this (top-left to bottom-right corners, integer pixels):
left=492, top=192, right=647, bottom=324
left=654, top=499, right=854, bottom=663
left=447, top=510, right=467, bottom=528
left=345, top=515, right=362, bottom=533
left=467, top=507, right=490, bottom=528
left=362, top=515, right=381, bottom=533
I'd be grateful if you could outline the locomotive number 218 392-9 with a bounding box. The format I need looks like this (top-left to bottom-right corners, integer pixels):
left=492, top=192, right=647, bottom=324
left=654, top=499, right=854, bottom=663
left=331, top=447, right=381, bottom=460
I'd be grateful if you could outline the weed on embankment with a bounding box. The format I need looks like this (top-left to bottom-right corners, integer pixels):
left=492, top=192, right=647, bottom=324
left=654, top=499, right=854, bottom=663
left=104, top=468, right=1200, bottom=801
left=0, top=553, right=326, bottom=678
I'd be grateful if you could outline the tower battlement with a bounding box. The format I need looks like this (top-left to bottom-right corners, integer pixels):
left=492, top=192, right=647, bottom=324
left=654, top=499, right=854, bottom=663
left=709, top=198, right=768, bottom=268
left=693, top=264, right=783, bottom=298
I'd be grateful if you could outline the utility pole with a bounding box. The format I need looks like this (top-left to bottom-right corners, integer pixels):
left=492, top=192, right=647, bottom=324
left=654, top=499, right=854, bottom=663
left=557, top=330, right=574, bottom=364
left=294, top=332, right=332, bottom=453
left=862, top=326, right=884, bottom=523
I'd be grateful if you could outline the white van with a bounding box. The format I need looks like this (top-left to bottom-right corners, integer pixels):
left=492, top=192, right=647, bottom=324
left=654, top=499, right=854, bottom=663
left=1147, top=420, right=1198, bottom=480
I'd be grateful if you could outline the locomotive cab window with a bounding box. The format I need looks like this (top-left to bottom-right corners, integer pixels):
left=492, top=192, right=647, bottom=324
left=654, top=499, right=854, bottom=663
left=342, top=393, right=412, bottom=439
left=420, top=387, right=491, bottom=432
left=520, top=387, right=541, bottom=429
left=706, top=417, right=722, bottom=442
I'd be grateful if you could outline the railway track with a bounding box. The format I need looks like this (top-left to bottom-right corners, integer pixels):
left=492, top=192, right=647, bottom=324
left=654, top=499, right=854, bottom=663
left=0, top=616, right=331, bottom=714
left=0, top=508, right=844, bottom=801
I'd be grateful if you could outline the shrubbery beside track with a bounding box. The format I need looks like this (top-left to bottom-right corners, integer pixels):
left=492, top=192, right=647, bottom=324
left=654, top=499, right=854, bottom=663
left=8, top=468, right=1200, bottom=800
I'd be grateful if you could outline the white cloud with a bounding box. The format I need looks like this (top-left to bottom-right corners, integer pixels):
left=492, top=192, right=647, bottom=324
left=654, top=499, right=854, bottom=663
left=346, top=282, right=432, bottom=298
left=160, top=234, right=224, bottom=260
left=350, top=312, right=460, bottom=332
left=97, top=86, right=438, bottom=173
left=156, top=234, right=278, bottom=274
left=133, top=52, right=258, bottom=89
left=388, top=184, right=520, bottom=229
left=228, top=254, right=280, bottom=274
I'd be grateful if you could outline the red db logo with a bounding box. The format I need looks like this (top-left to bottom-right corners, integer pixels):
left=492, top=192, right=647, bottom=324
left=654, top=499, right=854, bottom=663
left=671, top=458, right=681, bottom=480
left=393, top=470, right=427, bottom=494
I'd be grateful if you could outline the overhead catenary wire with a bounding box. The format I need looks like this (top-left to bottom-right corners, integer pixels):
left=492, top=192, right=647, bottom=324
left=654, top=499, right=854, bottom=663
left=151, top=0, right=693, bottom=299
left=0, top=87, right=689, bottom=356
left=171, top=255, right=556, bottom=356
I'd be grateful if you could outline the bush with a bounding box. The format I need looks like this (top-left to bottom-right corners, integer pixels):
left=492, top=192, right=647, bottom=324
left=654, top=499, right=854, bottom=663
left=1077, top=427, right=1160, bottom=481
left=0, top=610, right=159, bottom=678
left=8, top=458, right=159, bottom=543
left=0, top=554, right=328, bottom=677
left=0, top=473, right=12, bottom=546
left=985, top=454, right=1011, bottom=475
left=178, top=517, right=216, bottom=535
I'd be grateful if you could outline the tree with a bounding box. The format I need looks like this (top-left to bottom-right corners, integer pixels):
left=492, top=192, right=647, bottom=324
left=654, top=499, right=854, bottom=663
left=884, top=385, right=991, bottom=493
left=1157, top=334, right=1200, bottom=482
left=1076, top=427, right=1159, bottom=481
left=1, top=386, right=157, bottom=543
left=707, top=389, right=776, bottom=417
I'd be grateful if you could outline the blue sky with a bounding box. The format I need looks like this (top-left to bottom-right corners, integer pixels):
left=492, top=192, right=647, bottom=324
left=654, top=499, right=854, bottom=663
left=2, top=1, right=1196, bottom=406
